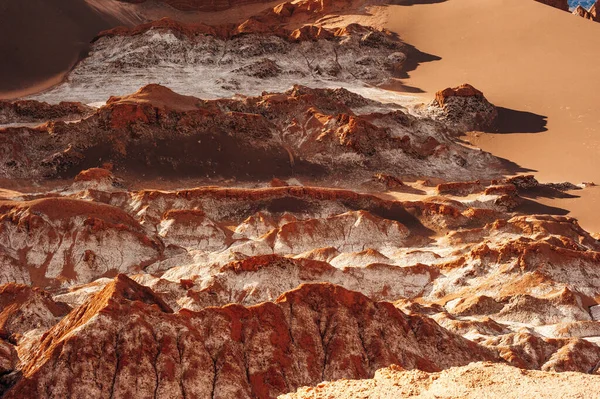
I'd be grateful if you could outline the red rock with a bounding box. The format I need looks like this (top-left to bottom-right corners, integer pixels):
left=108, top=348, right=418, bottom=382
left=0, top=100, right=93, bottom=125
left=535, top=0, right=569, bottom=11
left=4, top=278, right=497, bottom=399
left=74, top=168, right=113, bottom=183
left=0, top=284, right=70, bottom=339
left=270, top=178, right=289, bottom=187
left=431, top=84, right=498, bottom=131
left=0, top=198, right=162, bottom=287
left=116, top=0, right=275, bottom=12
left=435, top=84, right=485, bottom=108
left=505, top=174, right=540, bottom=189
left=95, top=14, right=367, bottom=44
left=436, top=181, right=484, bottom=196
left=591, top=1, right=600, bottom=21
left=372, top=173, right=405, bottom=190
left=2, top=84, right=503, bottom=182
left=177, top=254, right=438, bottom=309
left=573, top=4, right=594, bottom=19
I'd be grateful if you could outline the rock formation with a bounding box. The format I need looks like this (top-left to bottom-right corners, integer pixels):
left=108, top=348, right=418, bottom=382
left=425, top=84, right=498, bottom=131
left=1, top=1, right=599, bottom=398
left=30, top=14, right=428, bottom=104
left=116, top=0, right=278, bottom=12
left=0, top=100, right=93, bottom=126
left=4, top=277, right=497, bottom=399
left=1, top=84, right=505, bottom=183
left=1, top=115, right=598, bottom=397
left=0, top=197, right=162, bottom=287
left=573, top=4, right=594, bottom=18
left=535, top=0, right=569, bottom=11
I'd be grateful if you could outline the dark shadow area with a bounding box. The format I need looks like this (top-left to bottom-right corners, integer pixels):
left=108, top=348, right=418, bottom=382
left=361, top=202, right=436, bottom=238
left=0, top=0, right=122, bottom=93
left=373, top=33, right=442, bottom=93
left=518, top=186, right=581, bottom=200
left=496, top=156, right=537, bottom=176
left=378, top=80, right=425, bottom=94
left=516, top=198, right=570, bottom=216
left=392, top=186, right=427, bottom=195
left=396, top=42, right=443, bottom=80
left=60, top=133, right=328, bottom=182
left=490, top=107, right=548, bottom=134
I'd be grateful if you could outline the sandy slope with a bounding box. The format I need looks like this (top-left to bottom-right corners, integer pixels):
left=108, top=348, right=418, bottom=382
left=0, top=0, right=123, bottom=96
left=379, top=0, right=600, bottom=232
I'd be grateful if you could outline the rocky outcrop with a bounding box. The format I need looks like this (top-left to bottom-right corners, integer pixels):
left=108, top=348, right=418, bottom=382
left=591, top=2, right=599, bottom=20
left=71, top=167, right=123, bottom=191
left=481, top=332, right=600, bottom=373
left=3, top=0, right=600, bottom=396
left=573, top=4, right=594, bottom=18
left=272, top=210, right=410, bottom=253
left=0, top=284, right=70, bottom=340
left=2, top=84, right=505, bottom=183
left=157, top=209, right=228, bottom=250
left=3, top=277, right=497, bottom=399
left=0, top=160, right=599, bottom=397
left=116, top=0, right=278, bottom=12
left=0, top=198, right=162, bottom=287
left=426, top=84, right=498, bottom=131
left=436, top=180, right=484, bottom=196
left=0, top=100, right=93, bottom=126
left=535, top=0, right=569, bottom=11
left=155, top=255, right=437, bottom=310
left=30, top=2, right=439, bottom=106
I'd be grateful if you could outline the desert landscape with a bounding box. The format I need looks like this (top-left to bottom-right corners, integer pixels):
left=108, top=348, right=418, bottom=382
left=1, top=0, right=600, bottom=398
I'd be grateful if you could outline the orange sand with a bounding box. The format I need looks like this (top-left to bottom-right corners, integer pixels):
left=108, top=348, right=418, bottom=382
left=382, top=0, right=600, bottom=232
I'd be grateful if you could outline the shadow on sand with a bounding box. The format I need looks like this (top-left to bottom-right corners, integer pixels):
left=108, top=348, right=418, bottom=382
left=491, top=107, right=548, bottom=134
left=496, top=156, right=536, bottom=176
left=516, top=198, right=570, bottom=216
left=518, top=186, right=581, bottom=200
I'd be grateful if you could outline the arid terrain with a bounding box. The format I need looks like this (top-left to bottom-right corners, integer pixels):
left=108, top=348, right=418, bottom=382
left=1, top=0, right=600, bottom=398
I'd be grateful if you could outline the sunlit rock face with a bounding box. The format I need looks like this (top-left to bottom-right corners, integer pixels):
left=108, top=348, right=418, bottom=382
left=1, top=84, right=506, bottom=183
left=1, top=167, right=600, bottom=397
left=2, top=1, right=600, bottom=397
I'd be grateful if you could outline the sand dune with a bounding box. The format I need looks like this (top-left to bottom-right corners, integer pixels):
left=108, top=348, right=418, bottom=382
left=383, top=0, right=600, bottom=232
left=0, top=0, right=123, bottom=96
left=0, top=0, right=279, bottom=99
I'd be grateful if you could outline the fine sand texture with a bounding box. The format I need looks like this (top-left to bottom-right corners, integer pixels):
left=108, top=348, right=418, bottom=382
left=382, top=0, right=600, bottom=232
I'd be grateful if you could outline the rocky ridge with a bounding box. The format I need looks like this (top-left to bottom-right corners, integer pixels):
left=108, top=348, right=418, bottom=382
left=0, top=166, right=599, bottom=397
left=117, top=0, right=280, bottom=12
left=2, top=0, right=600, bottom=397
left=0, top=100, right=93, bottom=127
left=1, top=84, right=503, bottom=183
left=30, top=3, right=433, bottom=104
left=4, top=277, right=499, bottom=399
